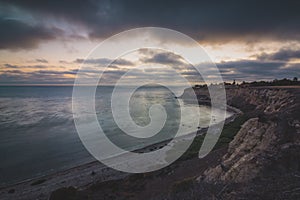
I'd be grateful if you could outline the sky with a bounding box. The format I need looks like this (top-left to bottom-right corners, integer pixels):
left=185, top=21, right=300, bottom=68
left=0, top=0, right=300, bottom=85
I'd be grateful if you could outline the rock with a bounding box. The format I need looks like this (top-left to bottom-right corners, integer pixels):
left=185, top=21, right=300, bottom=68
left=190, top=87, right=300, bottom=184
left=203, top=118, right=278, bottom=183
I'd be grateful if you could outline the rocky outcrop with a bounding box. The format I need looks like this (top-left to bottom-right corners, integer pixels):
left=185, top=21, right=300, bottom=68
left=225, top=88, right=295, bottom=114
left=203, top=117, right=278, bottom=182
left=183, top=87, right=300, bottom=183
left=181, top=86, right=295, bottom=113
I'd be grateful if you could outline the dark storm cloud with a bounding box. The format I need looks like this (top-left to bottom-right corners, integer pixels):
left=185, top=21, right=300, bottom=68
left=179, top=58, right=300, bottom=82
left=137, top=48, right=300, bottom=81
left=138, top=49, right=204, bottom=82
left=144, top=48, right=300, bottom=81
left=77, top=0, right=300, bottom=43
left=0, top=63, right=129, bottom=84
left=0, top=18, right=61, bottom=49
left=216, top=48, right=300, bottom=80
left=1, top=0, right=300, bottom=49
left=257, top=48, right=300, bottom=61
left=0, top=67, right=77, bottom=84
left=141, top=52, right=186, bottom=66
left=217, top=60, right=283, bottom=77
left=2, top=63, right=49, bottom=69
left=36, top=70, right=78, bottom=75
left=138, top=49, right=194, bottom=71
left=217, top=51, right=300, bottom=81
left=0, top=73, right=74, bottom=85
left=0, top=68, right=75, bottom=75
left=74, top=58, right=134, bottom=66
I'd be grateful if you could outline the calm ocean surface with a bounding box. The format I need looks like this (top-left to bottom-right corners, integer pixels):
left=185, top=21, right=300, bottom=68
left=0, top=86, right=230, bottom=186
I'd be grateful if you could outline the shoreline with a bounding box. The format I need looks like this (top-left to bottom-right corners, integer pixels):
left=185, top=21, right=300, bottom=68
left=0, top=105, right=241, bottom=200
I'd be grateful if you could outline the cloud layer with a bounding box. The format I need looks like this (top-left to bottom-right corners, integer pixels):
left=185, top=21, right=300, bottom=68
left=1, top=48, right=299, bottom=84
left=1, top=0, right=300, bottom=49
left=0, top=1, right=299, bottom=84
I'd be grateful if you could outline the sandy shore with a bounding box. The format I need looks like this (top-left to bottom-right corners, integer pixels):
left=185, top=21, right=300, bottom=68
left=0, top=105, right=240, bottom=200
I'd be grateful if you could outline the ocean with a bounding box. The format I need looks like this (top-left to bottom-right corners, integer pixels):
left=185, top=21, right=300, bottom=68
left=0, top=86, right=231, bottom=186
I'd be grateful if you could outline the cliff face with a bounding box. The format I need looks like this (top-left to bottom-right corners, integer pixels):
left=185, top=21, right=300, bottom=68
left=182, top=87, right=300, bottom=183
left=206, top=88, right=300, bottom=183
left=225, top=88, right=296, bottom=114
left=203, top=117, right=278, bottom=182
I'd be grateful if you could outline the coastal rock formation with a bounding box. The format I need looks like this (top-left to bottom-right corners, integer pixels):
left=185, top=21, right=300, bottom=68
left=185, top=87, right=300, bottom=183
left=203, top=117, right=278, bottom=182
left=225, top=88, right=295, bottom=114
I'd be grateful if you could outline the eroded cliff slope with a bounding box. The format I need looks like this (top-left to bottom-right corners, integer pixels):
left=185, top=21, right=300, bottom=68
left=181, top=87, right=300, bottom=183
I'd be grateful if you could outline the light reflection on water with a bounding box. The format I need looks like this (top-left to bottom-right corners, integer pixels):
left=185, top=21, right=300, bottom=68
left=0, top=86, right=231, bottom=186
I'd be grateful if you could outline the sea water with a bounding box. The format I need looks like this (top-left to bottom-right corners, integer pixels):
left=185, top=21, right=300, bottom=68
left=0, top=86, right=231, bottom=186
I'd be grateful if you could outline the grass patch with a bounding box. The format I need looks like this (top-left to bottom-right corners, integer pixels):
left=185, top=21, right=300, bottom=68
left=214, top=114, right=250, bottom=149
left=179, top=136, right=205, bottom=161
left=179, top=114, right=250, bottom=161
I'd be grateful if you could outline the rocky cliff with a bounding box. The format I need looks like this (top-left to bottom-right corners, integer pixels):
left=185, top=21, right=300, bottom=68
left=181, top=87, right=300, bottom=184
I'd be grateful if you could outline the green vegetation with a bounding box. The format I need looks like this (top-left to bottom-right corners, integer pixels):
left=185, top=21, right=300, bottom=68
left=179, top=135, right=205, bottom=161
left=242, top=78, right=300, bottom=87
left=179, top=114, right=250, bottom=161
left=194, top=77, right=300, bottom=88
left=213, top=114, right=250, bottom=149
